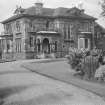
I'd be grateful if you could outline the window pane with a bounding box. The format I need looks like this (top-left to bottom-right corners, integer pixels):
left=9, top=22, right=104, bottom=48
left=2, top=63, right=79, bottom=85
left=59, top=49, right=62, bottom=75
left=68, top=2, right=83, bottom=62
left=15, top=38, right=21, bottom=53
left=78, top=38, right=84, bottom=49
left=85, top=39, right=88, bottom=48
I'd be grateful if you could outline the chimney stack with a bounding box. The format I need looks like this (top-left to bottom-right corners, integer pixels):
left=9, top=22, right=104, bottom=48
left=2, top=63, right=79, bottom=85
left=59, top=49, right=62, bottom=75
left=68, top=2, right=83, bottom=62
left=35, top=0, right=43, bottom=15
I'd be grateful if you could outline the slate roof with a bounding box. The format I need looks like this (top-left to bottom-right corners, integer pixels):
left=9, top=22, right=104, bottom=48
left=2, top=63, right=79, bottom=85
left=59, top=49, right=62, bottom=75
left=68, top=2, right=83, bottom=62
left=24, top=6, right=54, bottom=16
left=1, top=6, right=96, bottom=24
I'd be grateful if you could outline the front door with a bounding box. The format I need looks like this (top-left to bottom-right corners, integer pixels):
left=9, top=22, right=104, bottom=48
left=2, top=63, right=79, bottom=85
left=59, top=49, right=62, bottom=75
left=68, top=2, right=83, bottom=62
left=42, top=38, right=50, bottom=54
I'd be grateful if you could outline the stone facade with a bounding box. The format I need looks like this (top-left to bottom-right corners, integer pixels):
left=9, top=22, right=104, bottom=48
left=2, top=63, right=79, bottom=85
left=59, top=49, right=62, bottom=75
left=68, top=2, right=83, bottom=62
left=0, top=2, right=96, bottom=60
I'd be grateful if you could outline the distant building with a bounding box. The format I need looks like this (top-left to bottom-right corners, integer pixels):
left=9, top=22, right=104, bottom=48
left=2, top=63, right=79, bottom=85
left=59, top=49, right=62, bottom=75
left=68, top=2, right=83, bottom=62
left=0, top=1, right=96, bottom=59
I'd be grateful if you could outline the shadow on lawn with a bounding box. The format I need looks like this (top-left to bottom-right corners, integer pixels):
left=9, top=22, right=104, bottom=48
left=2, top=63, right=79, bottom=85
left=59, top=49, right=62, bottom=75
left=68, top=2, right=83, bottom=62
left=0, top=86, right=29, bottom=105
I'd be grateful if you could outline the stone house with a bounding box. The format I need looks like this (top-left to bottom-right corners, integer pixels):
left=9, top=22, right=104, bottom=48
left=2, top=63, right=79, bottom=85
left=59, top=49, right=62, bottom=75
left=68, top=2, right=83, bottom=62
left=0, top=1, right=96, bottom=59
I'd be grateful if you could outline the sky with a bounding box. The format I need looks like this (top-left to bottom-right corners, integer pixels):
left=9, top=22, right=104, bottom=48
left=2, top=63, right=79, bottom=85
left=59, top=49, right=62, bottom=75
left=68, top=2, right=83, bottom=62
left=0, top=0, right=104, bottom=33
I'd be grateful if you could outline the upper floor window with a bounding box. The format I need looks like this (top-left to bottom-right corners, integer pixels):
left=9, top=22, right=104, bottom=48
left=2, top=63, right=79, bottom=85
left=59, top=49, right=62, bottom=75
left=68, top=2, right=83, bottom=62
left=63, top=24, right=66, bottom=39
left=55, top=21, right=60, bottom=29
left=5, top=24, right=12, bottom=34
left=85, top=22, right=89, bottom=32
left=69, top=24, right=74, bottom=38
left=67, top=25, right=70, bottom=39
left=46, top=20, right=49, bottom=29
left=49, top=23, right=54, bottom=31
left=80, top=22, right=89, bottom=32
left=64, top=24, right=74, bottom=39
left=16, top=21, right=21, bottom=32
left=29, top=21, right=33, bottom=28
left=5, top=24, right=9, bottom=33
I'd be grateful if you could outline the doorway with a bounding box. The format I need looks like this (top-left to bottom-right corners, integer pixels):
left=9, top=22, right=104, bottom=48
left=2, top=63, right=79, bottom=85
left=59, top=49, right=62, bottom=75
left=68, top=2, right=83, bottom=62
left=42, top=38, right=50, bottom=54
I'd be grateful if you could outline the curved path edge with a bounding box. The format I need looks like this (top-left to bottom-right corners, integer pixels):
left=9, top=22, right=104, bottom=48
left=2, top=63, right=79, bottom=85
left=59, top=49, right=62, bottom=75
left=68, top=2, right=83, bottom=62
left=22, top=59, right=105, bottom=100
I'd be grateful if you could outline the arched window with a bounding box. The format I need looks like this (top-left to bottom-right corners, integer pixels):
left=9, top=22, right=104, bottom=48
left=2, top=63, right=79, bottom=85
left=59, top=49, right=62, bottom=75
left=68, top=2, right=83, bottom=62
left=16, top=21, right=20, bottom=32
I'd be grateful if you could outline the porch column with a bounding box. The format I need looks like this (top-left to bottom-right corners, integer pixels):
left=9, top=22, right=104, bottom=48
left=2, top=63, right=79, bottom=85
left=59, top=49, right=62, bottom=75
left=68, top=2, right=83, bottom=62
left=50, top=43, right=52, bottom=53
left=36, top=44, right=38, bottom=54
left=40, top=43, right=43, bottom=53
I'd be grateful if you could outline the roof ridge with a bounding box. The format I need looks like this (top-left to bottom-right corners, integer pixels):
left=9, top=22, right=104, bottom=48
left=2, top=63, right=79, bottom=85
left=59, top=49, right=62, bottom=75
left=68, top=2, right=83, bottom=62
left=2, top=6, right=96, bottom=24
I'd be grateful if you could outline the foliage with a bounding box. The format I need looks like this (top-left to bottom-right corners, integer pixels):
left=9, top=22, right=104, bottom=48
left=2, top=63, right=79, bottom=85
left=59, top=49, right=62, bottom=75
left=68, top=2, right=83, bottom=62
left=100, top=0, right=105, bottom=16
left=67, top=48, right=100, bottom=80
left=68, top=48, right=83, bottom=69
left=95, top=65, right=105, bottom=80
left=81, top=56, right=99, bottom=80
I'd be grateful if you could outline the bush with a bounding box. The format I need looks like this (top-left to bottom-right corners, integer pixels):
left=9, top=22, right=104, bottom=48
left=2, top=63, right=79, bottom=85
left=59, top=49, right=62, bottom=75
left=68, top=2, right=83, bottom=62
left=67, top=51, right=82, bottom=70
left=95, top=65, right=105, bottom=80
left=81, top=55, right=99, bottom=80
left=67, top=48, right=100, bottom=80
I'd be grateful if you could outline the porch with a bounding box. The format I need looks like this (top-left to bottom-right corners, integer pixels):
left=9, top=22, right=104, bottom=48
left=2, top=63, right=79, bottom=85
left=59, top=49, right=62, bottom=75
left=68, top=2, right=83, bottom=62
left=34, top=31, right=61, bottom=58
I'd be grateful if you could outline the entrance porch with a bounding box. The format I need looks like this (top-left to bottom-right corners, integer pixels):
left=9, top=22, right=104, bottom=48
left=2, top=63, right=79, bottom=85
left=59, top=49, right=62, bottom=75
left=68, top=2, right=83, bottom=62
left=35, top=31, right=60, bottom=58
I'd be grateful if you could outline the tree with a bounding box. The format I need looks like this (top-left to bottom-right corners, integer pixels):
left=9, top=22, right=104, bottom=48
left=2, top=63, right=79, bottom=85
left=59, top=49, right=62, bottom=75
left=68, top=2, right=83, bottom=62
left=100, top=0, right=105, bottom=16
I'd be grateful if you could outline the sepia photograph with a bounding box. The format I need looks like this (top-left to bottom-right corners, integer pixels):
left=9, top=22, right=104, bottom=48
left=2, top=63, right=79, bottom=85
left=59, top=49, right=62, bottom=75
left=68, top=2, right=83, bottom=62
left=0, top=0, right=105, bottom=105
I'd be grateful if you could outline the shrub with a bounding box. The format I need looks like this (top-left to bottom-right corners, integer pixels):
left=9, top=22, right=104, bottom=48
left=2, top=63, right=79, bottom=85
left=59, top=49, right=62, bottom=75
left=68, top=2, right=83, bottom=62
left=67, top=48, right=100, bottom=79
left=67, top=51, right=82, bottom=69
left=81, top=55, right=99, bottom=80
left=67, top=53, right=76, bottom=65
left=95, top=65, right=105, bottom=80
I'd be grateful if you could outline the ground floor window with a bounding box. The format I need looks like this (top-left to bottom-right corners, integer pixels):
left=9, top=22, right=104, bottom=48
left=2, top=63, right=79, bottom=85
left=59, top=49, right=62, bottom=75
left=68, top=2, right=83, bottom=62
left=6, top=39, right=13, bottom=53
left=85, top=38, right=88, bottom=49
left=29, top=36, right=34, bottom=47
left=15, top=38, right=21, bottom=53
left=7, top=40, right=10, bottom=53
left=78, top=38, right=84, bottom=49
left=78, top=38, right=90, bottom=50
